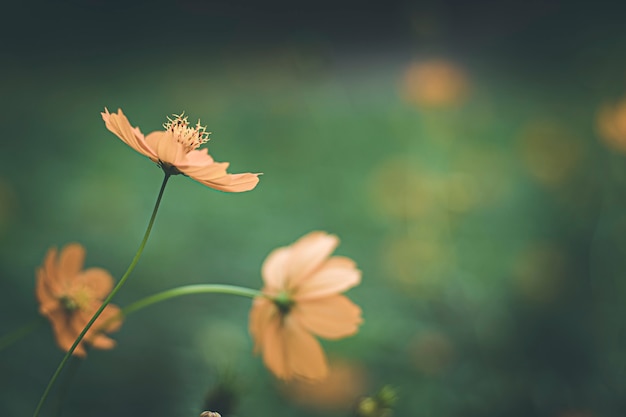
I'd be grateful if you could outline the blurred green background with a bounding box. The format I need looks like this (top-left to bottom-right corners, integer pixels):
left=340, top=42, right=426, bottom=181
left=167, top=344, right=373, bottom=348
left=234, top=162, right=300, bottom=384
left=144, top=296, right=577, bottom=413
left=2, top=0, right=626, bottom=416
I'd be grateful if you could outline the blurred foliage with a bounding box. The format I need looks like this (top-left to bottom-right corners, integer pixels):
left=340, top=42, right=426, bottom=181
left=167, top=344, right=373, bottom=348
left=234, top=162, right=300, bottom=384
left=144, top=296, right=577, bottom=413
left=2, top=1, right=626, bottom=417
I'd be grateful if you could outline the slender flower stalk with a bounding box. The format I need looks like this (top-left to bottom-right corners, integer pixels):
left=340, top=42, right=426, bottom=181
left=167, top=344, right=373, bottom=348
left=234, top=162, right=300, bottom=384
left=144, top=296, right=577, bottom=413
left=33, top=173, right=171, bottom=417
left=120, top=284, right=261, bottom=318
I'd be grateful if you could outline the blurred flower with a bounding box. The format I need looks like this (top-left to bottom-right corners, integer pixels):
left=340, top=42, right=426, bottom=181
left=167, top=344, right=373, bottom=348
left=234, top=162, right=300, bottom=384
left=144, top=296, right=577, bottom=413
left=102, top=108, right=260, bottom=192
left=368, top=156, right=444, bottom=221
left=282, top=358, right=368, bottom=412
left=518, top=121, right=583, bottom=186
left=382, top=234, right=455, bottom=296
left=249, top=231, right=362, bottom=380
left=401, top=59, right=469, bottom=108
left=597, top=99, right=626, bottom=152
left=36, top=243, right=122, bottom=356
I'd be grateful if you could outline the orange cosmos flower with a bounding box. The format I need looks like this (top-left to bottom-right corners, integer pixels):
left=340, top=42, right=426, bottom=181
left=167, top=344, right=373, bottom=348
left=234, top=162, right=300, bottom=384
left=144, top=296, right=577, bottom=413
left=249, top=231, right=363, bottom=381
left=101, top=108, right=260, bottom=192
left=36, top=243, right=122, bottom=357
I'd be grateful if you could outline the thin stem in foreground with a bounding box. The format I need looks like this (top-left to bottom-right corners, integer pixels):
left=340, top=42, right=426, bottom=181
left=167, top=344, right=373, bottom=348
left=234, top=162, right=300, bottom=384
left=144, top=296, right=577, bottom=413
left=33, top=173, right=170, bottom=417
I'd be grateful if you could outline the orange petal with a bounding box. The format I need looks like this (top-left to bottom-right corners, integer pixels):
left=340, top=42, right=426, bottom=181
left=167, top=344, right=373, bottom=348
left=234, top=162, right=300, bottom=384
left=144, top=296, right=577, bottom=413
left=192, top=172, right=260, bottom=192
left=180, top=161, right=229, bottom=180
left=58, top=243, right=85, bottom=283
left=77, top=267, right=115, bottom=300
left=101, top=108, right=157, bottom=161
left=292, top=295, right=362, bottom=340
left=145, top=131, right=187, bottom=165
left=47, top=308, right=86, bottom=357
left=286, top=232, right=339, bottom=289
left=41, top=247, right=67, bottom=295
left=261, top=247, right=292, bottom=292
left=89, top=333, right=116, bottom=350
left=294, top=256, right=361, bottom=300
left=262, top=313, right=291, bottom=379
left=94, top=303, right=123, bottom=333
left=283, top=315, right=329, bottom=380
left=35, top=266, right=59, bottom=314
left=179, top=147, right=215, bottom=167
left=249, top=298, right=277, bottom=352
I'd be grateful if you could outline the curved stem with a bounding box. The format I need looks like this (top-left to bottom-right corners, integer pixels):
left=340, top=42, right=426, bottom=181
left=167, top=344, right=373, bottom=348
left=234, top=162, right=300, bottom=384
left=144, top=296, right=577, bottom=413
left=120, top=284, right=262, bottom=318
left=0, top=317, right=45, bottom=352
left=33, top=173, right=170, bottom=417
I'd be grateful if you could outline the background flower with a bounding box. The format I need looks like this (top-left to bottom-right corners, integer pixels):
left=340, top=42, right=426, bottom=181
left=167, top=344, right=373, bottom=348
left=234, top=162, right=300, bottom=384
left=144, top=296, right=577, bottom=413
left=249, top=231, right=362, bottom=380
left=36, top=243, right=122, bottom=357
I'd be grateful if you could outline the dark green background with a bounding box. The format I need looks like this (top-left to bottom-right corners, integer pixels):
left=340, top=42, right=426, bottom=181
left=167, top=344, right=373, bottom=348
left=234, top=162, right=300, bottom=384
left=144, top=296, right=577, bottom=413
left=2, top=1, right=626, bottom=416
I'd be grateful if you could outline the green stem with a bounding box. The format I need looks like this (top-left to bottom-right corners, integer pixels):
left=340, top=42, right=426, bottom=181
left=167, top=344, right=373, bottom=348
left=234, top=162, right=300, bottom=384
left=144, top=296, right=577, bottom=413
left=120, top=284, right=262, bottom=318
left=33, top=173, right=170, bottom=417
left=0, top=317, right=45, bottom=352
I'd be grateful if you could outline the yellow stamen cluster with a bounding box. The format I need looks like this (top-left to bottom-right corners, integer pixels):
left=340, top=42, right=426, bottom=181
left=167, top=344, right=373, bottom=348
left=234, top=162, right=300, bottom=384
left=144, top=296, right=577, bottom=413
left=163, top=112, right=210, bottom=152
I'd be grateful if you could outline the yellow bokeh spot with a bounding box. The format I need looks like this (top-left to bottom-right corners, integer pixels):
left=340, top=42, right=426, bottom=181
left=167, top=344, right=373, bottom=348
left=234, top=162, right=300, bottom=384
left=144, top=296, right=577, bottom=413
left=596, top=98, right=626, bottom=153
left=518, top=121, right=584, bottom=186
left=369, top=156, right=445, bottom=221
left=382, top=234, right=455, bottom=296
left=401, top=59, right=469, bottom=108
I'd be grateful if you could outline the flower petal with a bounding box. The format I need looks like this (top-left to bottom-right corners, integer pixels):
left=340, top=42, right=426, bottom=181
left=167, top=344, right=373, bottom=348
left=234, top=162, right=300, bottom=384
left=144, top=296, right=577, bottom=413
left=101, top=108, right=157, bottom=161
left=36, top=247, right=63, bottom=310
left=262, top=312, right=291, bottom=379
left=58, top=243, right=85, bottom=282
left=76, top=267, right=115, bottom=300
left=286, top=232, right=339, bottom=289
left=179, top=147, right=215, bottom=167
left=283, top=314, right=329, bottom=380
left=292, top=295, right=362, bottom=340
left=249, top=297, right=276, bottom=352
left=192, top=172, right=260, bottom=192
left=294, top=256, right=361, bottom=300
left=180, top=161, right=229, bottom=179
left=36, top=266, right=58, bottom=314
left=261, top=247, right=292, bottom=293
left=145, top=131, right=186, bottom=165
left=47, top=307, right=87, bottom=357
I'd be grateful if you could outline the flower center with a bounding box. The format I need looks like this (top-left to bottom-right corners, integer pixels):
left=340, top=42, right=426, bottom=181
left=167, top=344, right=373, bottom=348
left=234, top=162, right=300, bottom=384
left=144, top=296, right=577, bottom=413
left=59, top=295, right=79, bottom=312
left=163, top=112, right=210, bottom=152
left=274, top=291, right=294, bottom=315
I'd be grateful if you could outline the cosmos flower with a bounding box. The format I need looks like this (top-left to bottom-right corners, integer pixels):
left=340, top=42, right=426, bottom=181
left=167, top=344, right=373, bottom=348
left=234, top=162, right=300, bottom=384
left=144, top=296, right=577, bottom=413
left=35, top=243, right=122, bottom=357
left=249, top=231, right=362, bottom=380
left=102, top=108, right=260, bottom=192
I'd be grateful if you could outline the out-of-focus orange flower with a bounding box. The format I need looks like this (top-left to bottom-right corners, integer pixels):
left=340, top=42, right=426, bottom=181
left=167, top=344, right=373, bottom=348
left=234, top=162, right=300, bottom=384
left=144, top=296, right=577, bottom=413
left=249, top=231, right=362, bottom=381
left=102, top=108, right=260, bottom=192
left=597, top=99, right=626, bottom=152
left=282, top=358, right=367, bottom=411
left=36, top=243, right=122, bottom=357
left=401, top=59, right=469, bottom=108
